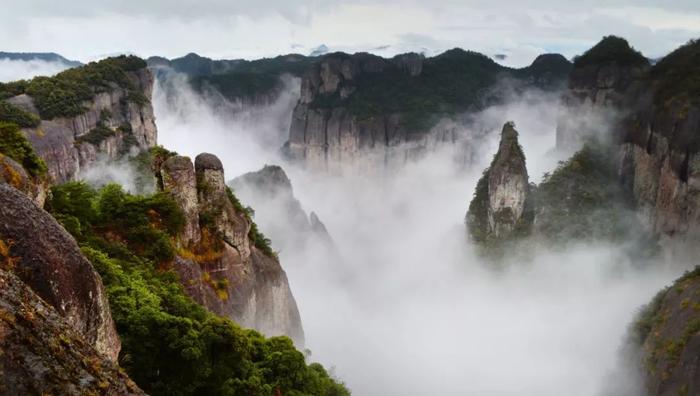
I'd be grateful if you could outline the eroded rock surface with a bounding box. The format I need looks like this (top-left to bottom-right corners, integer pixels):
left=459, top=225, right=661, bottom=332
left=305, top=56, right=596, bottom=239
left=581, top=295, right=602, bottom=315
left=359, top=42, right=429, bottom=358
left=0, top=269, right=144, bottom=396
left=0, top=184, right=120, bottom=361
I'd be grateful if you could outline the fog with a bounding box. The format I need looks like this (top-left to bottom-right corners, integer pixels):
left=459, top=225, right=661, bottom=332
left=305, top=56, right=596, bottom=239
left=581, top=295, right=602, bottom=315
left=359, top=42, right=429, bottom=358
left=154, top=72, right=689, bottom=395
left=0, top=58, right=72, bottom=82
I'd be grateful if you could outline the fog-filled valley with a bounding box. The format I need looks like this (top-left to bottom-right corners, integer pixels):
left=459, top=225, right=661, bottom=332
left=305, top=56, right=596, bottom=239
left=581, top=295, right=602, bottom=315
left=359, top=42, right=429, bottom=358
left=150, top=66, right=691, bottom=395
left=2, top=30, right=700, bottom=396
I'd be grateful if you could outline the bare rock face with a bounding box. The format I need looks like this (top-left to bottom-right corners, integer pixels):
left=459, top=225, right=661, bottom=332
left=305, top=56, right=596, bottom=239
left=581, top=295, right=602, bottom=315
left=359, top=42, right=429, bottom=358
left=0, top=154, right=47, bottom=206
left=16, top=68, right=157, bottom=184
left=466, top=122, right=531, bottom=242
left=229, top=165, right=334, bottom=248
left=0, top=184, right=120, bottom=361
left=163, top=155, right=304, bottom=345
left=161, top=155, right=201, bottom=245
left=627, top=268, right=700, bottom=396
left=0, top=269, right=145, bottom=396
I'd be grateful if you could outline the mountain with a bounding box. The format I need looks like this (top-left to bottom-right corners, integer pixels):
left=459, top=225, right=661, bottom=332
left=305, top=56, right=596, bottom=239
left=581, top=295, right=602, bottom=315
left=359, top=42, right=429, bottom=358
left=284, top=49, right=572, bottom=171
left=0, top=56, right=348, bottom=394
left=0, top=51, right=82, bottom=67
left=0, top=55, right=157, bottom=186
left=148, top=52, right=316, bottom=105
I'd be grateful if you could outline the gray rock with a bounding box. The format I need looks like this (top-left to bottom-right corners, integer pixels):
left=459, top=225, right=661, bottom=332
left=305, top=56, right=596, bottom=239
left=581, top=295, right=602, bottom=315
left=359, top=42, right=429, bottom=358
left=0, top=184, right=120, bottom=361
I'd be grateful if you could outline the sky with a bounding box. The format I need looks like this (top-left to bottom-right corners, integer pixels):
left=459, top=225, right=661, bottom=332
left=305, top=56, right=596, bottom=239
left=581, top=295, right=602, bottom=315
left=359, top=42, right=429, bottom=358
left=1, top=0, right=699, bottom=66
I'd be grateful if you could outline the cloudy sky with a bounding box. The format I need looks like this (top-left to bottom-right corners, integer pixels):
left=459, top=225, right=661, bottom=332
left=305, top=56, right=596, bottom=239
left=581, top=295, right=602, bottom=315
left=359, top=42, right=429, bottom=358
left=2, top=0, right=700, bottom=66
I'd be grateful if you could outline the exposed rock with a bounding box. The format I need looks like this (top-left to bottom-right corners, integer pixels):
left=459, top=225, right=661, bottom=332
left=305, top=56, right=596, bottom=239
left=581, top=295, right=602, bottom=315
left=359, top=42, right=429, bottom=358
left=162, top=155, right=305, bottom=345
left=0, top=269, right=144, bottom=395
left=556, top=37, right=700, bottom=240
left=0, top=184, right=120, bottom=361
left=466, top=122, right=531, bottom=242
left=16, top=66, right=157, bottom=184
left=285, top=49, right=571, bottom=172
left=627, top=268, right=700, bottom=396
left=229, top=164, right=335, bottom=251
left=0, top=154, right=47, bottom=206
left=161, top=155, right=200, bottom=245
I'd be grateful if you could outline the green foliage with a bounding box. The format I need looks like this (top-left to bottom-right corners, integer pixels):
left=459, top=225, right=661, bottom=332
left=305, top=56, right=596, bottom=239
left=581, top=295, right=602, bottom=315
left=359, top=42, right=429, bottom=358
left=75, top=124, right=115, bottom=145
left=573, top=36, right=648, bottom=67
left=651, top=39, right=700, bottom=106
left=224, top=186, right=278, bottom=258
left=466, top=169, right=490, bottom=243
left=0, top=55, right=149, bottom=120
left=0, top=100, right=40, bottom=128
left=191, top=73, right=281, bottom=101
left=534, top=142, right=654, bottom=252
left=0, top=121, right=47, bottom=177
left=46, top=181, right=349, bottom=396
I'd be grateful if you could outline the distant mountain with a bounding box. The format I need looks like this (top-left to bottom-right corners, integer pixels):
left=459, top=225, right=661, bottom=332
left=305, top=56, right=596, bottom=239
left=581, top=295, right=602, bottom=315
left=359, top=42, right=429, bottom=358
left=0, top=51, right=81, bottom=67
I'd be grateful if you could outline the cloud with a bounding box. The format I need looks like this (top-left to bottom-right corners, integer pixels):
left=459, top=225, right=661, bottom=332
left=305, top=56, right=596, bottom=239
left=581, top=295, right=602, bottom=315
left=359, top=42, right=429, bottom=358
left=1, top=1, right=698, bottom=65
left=0, top=58, right=72, bottom=82
left=152, top=69, right=694, bottom=395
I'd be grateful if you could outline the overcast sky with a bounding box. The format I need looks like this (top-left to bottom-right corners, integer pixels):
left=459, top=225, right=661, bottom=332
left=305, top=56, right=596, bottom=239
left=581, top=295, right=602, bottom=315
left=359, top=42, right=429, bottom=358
left=2, top=0, right=699, bottom=66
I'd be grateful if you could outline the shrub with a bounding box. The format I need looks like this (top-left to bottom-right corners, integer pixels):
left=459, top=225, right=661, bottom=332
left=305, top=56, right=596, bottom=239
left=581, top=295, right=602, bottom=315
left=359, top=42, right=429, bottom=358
left=0, top=100, right=40, bottom=128
left=0, top=121, right=47, bottom=177
left=46, top=182, right=349, bottom=396
left=0, top=55, right=149, bottom=120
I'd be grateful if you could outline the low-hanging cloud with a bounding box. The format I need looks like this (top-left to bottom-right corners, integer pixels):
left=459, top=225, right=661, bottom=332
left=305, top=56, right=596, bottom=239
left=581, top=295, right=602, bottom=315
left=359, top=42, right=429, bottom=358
left=0, top=58, right=72, bottom=82
left=153, top=69, right=693, bottom=395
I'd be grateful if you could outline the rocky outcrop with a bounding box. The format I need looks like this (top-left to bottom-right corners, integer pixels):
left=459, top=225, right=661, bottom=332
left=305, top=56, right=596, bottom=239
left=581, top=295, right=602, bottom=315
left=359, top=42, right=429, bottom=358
left=626, top=267, right=700, bottom=396
left=0, top=269, right=144, bottom=395
left=159, top=155, right=304, bottom=345
left=230, top=165, right=333, bottom=245
left=285, top=49, right=571, bottom=171
left=0, top=154, right=47, bottom=206
left=466, top=122, right=531, bottom=242
left=0, top=184, right=120, bottom=361
left=556, top=37, right=700, bottom=240
left=7, top=60, right=157, bottom=184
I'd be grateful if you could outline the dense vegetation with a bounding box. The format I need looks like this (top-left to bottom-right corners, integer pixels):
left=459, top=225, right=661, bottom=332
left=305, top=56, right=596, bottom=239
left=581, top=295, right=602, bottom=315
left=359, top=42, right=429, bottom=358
left=309, top=49, right=571, bottom=131
left=651, top=39, right=700, bottom=106
left=0, top=121, right=47, bottom=177
left=0, top=55, right=148, bottom=120
left=0, top=101, right=40, bottom=128
left=573, top=35, right=648, bottom=68
left=534, top=141, right=654, bottom=252
left=46, top=182, right=349, bottom=396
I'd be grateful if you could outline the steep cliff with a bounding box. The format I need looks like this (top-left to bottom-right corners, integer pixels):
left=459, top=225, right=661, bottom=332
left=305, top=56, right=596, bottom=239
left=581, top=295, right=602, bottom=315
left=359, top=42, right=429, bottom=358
left=285, top=49, right=571, bottom=171
left=0, top=183, right=120, bottom=361
left=0, top=55, right=157, bottom=184
left=629, top=267, right=700, bottom=396
left=556, top=37, right=700, bottom=240
left=160, top=154, right=304, bottom=345
left=0, top=269, right=144, bottom=395
left=230, top=164, right=335, bottom=251
left=466, top=122, right=532, bottom=243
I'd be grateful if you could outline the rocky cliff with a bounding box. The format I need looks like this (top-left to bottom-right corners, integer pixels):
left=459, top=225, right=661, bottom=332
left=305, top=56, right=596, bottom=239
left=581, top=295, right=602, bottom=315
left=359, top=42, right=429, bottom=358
left=0, top=268, right=144, bottom=395
left=556, top=37, right=700, bottom=240
left=230, top=164, right=334, bottom=251
left=466, top=122, right=531, bottom=243
left=0, top=183, right=121, bottom=361
left=627, top=267, right=700, bottom=396
left=159, top=154, right=304, bottom=345
left=0, top=56, right=157, bottom=184
left=285, top=50, right=571, bottom=171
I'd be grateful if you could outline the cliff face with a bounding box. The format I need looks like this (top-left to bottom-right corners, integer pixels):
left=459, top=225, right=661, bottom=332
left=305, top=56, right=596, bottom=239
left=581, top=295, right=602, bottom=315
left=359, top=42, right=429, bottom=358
left=285, top=50, right=571, bottom=171
left=0, top=269, right=144, bottom=395
left=630, top=268, right=700, bottom=396
left=230, top=164, right=334, bottom=251
left=467, top=122, right=531, bottom=242
left=0, top=184, right=120, bottom=361
left=556, top=37, right=700, bottom=239
left=159, top=154, right=304, bottom=345
left=3, top=58, right=157, bottom=184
